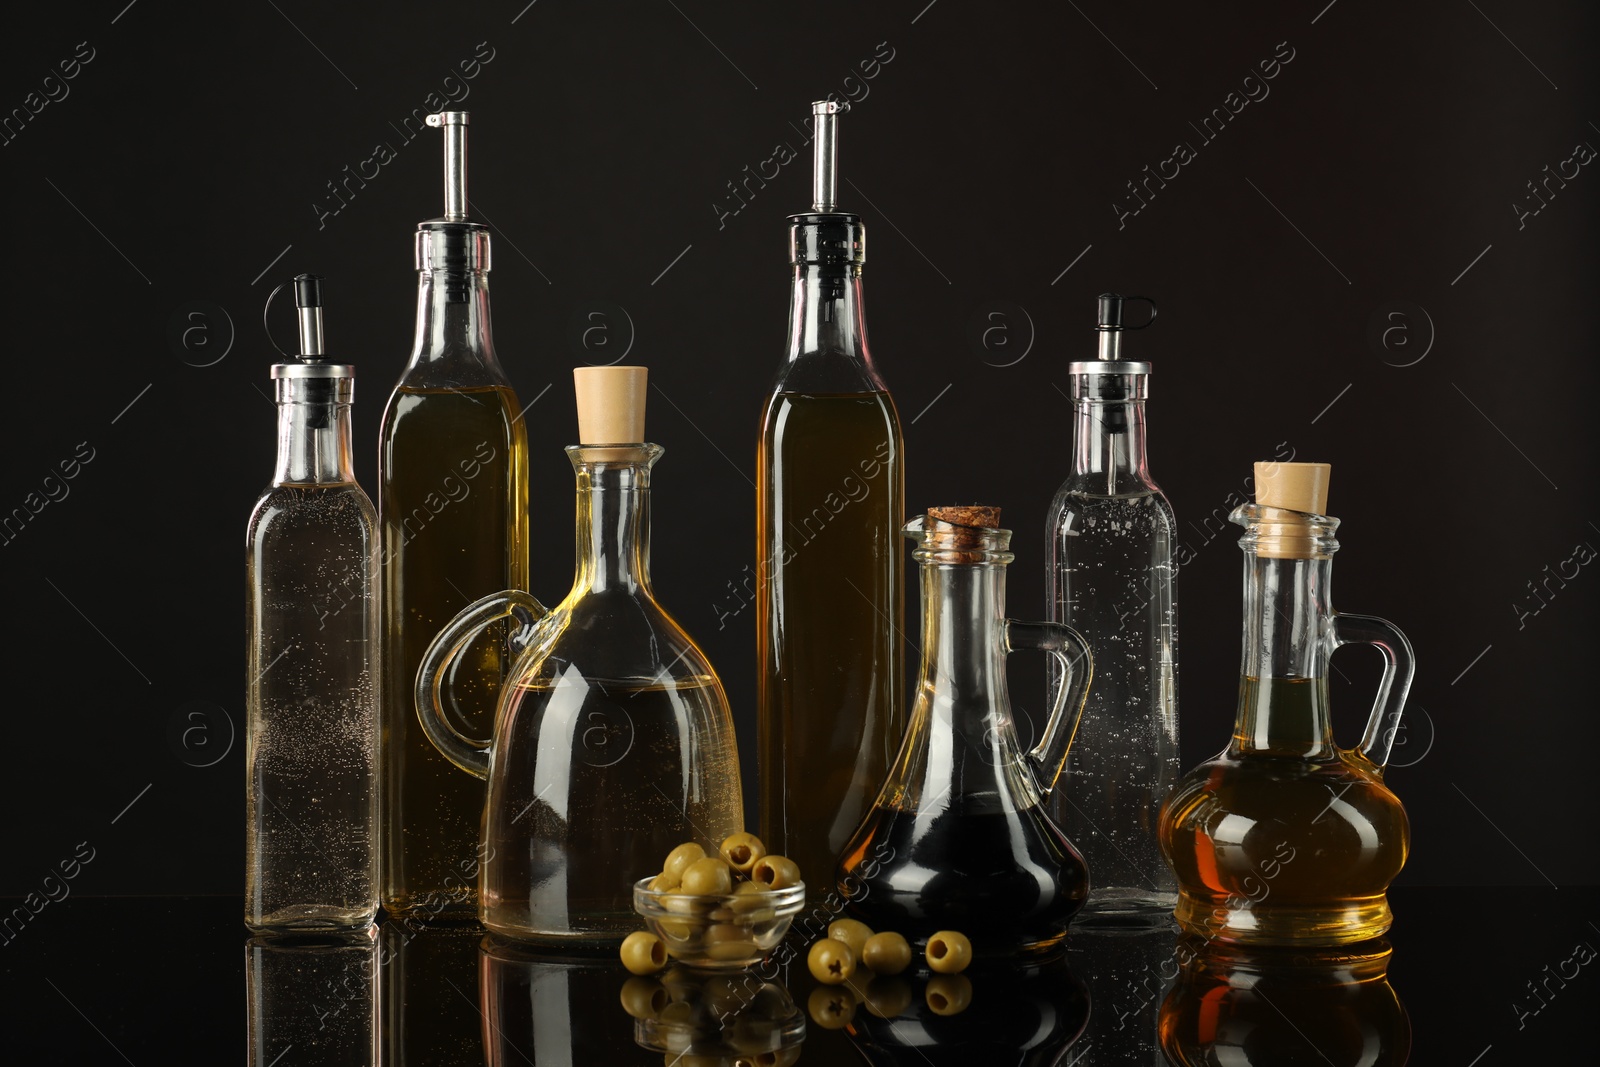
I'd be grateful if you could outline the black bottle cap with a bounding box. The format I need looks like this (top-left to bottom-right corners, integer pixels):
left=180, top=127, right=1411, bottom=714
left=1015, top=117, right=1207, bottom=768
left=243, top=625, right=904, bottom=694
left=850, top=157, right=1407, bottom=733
left=788, top=212, right=865, bottom=267
left=293, top=273, right=323, bottom=310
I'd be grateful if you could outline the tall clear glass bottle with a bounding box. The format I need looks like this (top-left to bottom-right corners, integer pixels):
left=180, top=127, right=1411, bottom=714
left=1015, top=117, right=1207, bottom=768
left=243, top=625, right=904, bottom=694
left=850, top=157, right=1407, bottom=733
left=1046, top=293, right=1178, bottom=923
left=758, top=101, right=905, bottom=892
left=1159, top=463, right=1415, bottom=946
left=246, top=275, right=379, bottom=930
left=379, top=112, right=529, bottom=918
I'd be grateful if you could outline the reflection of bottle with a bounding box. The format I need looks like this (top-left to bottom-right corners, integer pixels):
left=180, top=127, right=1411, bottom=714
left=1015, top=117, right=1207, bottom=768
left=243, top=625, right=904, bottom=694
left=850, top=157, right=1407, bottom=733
left=1159, top=939, right=1410, bottom=1066
left=758, top=101, right=905, bottom=894
left=1160, top=463, right=1415, bottom=946
left=838, top=507, right=1092, bottom=957
left=480, top=937, right=659, bottom=1067
left=841, top=958, right=1090, bottom=1067
left=378, top=921, right=483, bottom=1067
left=246, top=275, right=379, bottom=931
left=380, top=111, right=529, bottom=918
left=247, top=929, right=379, bottom=1067
left=1065, top=927, right=1175, bottom=1066
left=417, top=368, right=743, bottom=943
left=1046, top=294, right=1178, bottom=924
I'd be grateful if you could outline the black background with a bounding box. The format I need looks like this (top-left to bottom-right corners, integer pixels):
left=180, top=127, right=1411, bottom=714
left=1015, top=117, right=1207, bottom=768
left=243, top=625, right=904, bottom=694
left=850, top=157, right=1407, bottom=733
left=2, top=0, right=1596, bottom=917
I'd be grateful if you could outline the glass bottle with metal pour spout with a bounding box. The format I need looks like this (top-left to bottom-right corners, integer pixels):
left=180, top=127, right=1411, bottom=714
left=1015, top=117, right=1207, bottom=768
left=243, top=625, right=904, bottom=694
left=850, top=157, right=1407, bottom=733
left=245, top=275, right=379, bottom=931
left=379, top=111, right=529, bottom=918
left=837, top=507, right=1093, bottom=958
left=1159, top=463, right=1415, bottom=946
left=758, top=100, right=905, bottom=895
left=416, top=367, right=743, bottom=945
left=1046, top=293, right=1179, bottom=924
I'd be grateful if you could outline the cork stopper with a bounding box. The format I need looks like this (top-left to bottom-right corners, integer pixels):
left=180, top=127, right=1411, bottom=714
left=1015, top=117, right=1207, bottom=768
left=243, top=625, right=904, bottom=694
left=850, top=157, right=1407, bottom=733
left=573, top=366, right=647, bottom=444
left=923, top=505, right=1007, bottom=561
left=1254, top=462, right=1330, bottom=515
left=1251, top=462, right=1334, bottom=559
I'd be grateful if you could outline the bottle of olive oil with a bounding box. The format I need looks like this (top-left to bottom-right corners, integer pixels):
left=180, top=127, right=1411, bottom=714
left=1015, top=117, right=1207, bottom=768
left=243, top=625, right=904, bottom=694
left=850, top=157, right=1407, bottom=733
left=379, top=111, right=529, bottom=918
left=757, top=101, right=905, bottom=894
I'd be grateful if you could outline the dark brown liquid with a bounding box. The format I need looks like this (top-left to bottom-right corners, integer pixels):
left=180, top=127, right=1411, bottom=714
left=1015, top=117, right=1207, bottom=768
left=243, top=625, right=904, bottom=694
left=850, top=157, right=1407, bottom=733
left=838, top=803, right=1087, bottom=956
left=1160, top=678, right=1409, bottom=946
left=757, top=391, right=903, bottom=894
left=379, top=385, right=528, bottom=916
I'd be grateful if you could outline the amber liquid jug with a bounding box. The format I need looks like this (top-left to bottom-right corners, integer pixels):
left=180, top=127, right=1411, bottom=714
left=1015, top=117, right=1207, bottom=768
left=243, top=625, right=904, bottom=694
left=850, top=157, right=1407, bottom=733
left=415, top=367, right=743, bottom=945
left=1159, top=463, right=1415, bottom=946
left=837, top=507, right=1093, bottom=958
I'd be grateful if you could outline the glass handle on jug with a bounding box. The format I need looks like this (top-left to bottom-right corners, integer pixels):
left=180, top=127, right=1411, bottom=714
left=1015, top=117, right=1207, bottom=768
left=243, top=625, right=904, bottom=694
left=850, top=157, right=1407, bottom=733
left=1331, top=612, right=1416, bottom=769
left=414, top=589, right=547, bottom=780
left=1006, top=620, right=1095, bottom=797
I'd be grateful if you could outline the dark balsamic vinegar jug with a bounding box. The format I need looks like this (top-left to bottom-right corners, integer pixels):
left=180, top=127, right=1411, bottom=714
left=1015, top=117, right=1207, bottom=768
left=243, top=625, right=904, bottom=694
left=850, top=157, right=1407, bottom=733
left=836, top=507, right=1094, bottom=958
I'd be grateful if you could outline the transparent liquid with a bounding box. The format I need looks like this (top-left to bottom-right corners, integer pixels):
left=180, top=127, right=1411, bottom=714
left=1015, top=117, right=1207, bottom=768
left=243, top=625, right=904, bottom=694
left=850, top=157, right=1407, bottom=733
left=757, top=391, right=903, bottom=894
left=481, top=674, right=742, bottom=943
left=245, top=484, right=379, bottom=929
left=1160, top=678, right=1409, bottom=946
left=1047, top=489, right=1179, bottom=919
left=379, top=384, right=528, bottom=917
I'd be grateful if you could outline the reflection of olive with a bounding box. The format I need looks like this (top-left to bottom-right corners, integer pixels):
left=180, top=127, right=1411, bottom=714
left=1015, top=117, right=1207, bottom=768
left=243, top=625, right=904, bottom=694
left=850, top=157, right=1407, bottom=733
left=701, top=974, right=750, bottom=1018
left=620, top=976, right=667, bottom=1019
left=621, top=931, right=667, bottom=975
left=862, top=976, right=913, bottom=1019
left=926, top=974, right=973, bottom=1016
left=808, top=985, right=858, bottom=1030
left=808, top=938, right=855, bottom=984
left=659, top=968, right=701, bottom=1004
left=753, top=1048, right=801, bottom=1067
left=861, top=931, right=912, bottom=975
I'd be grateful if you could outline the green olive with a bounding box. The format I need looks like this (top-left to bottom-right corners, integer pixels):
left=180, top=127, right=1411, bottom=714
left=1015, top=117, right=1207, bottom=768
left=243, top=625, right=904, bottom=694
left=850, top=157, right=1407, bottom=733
left=807, top=986, right=857, bottom=1030
left=719, top=831, right=768, bottom=875
left=860, top=931, right=912, bottom=975
left=862, top=976, right=913, bottom=1019
left=807, top=938, right=855, bottom=985
left=827, top=918, right=875, bottom=960
left=620, top=930, right=668, bottom=975
left=663, top=842, right=707, bottom=883
left=619, top=976, right=667, bottom=1019
left=729, top=880, right=770, bottom=915
left=925, top=974, right=973, bottom=1016
left=750, top=855, right=801, bottom=890
left=925, top=930, right=972, bottom=974
left=648, top=872, right=679, bottom=893
left=704, top=922, right=757, bottom=961
left=680, top=856, right=734, bottom=896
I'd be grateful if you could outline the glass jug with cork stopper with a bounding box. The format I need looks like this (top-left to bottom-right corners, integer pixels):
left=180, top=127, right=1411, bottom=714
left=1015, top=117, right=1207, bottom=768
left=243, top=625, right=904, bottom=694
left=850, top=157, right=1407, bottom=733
left=415, top=366, right=744, bottom=945
left=1158, top=462, right=1415, bottom=946
left=836, top=506, right=1094, bottom=959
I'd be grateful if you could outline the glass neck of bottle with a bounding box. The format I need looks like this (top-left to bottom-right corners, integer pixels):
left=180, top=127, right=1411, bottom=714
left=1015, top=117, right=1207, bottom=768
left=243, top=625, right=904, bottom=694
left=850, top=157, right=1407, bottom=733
left=787, top=265, right=870, bottom=363
left=568, top=445, right=659, bottom=596
left=919, top=558, right=1009, bottom=718
left=1232, top=551, right=1336, bottom=757
left=273, top=380, right=354, bottom=486
left=1070, top=369, right=1152, bottom=494
left=408, top=270, right=498, bottom=369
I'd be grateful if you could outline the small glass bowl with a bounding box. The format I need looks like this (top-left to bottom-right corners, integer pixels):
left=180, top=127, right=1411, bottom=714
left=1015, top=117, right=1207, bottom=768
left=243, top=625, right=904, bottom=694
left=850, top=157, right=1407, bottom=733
left=632, top=878, right=806, bottom=970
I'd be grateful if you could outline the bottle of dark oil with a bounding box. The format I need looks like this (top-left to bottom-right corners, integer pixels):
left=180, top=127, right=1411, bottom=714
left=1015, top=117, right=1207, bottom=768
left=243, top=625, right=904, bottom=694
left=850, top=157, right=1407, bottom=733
left=837, top=508, right=1094, bottom=959
left=379, top=112, right=529, bottom=918
left=758, top=102, right=904, bottom=894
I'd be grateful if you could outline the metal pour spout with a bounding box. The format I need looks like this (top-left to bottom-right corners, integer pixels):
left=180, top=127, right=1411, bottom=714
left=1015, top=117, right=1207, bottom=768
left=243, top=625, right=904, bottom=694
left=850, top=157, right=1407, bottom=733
left=294, top=273, right=324, bottom=359
left=811, top=100, right=846, bottom=212
left=426, top=111, right=470, bottom=221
